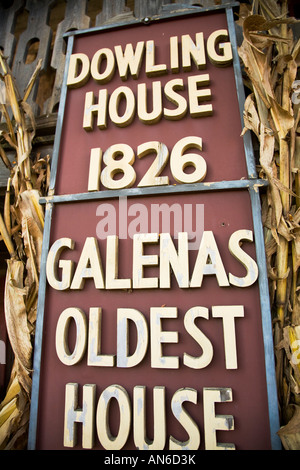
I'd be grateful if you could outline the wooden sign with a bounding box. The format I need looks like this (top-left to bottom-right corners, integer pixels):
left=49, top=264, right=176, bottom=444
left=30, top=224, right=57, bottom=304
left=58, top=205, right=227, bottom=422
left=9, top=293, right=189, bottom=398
left=28, top=4, right=281, bottom=451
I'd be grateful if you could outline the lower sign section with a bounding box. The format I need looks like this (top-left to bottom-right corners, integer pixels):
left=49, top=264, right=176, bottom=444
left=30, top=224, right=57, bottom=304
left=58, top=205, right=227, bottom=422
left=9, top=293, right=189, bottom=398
left=63, top=382, right=235, bottom=450
left=36, top=190, right=272, bottom=449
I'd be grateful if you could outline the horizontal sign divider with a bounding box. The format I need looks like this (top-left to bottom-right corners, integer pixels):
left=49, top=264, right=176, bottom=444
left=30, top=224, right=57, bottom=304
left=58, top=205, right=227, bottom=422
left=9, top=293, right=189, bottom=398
left=41, top=178, right=268, bottom=205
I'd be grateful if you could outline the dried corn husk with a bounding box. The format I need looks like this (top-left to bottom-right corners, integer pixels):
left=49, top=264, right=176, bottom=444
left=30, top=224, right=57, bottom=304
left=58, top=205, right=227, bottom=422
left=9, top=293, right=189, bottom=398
left=0, top=49, right=49, bottom=449
left=0, top=367, right=29, bottom=450
left=278, top=405, right=300, bottom=450
left=238, top=0, right=300, bottom=448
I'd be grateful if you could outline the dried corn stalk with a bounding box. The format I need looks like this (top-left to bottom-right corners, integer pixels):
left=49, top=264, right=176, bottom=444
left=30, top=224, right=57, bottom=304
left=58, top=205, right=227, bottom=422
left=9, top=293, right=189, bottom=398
left=238, top=0, right=300, bottom=449
left=0, top=50, right=49, bottom=449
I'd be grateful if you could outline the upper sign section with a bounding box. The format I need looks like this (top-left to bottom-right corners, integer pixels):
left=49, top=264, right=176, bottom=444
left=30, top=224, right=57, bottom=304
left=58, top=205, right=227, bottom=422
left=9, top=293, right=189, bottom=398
left=54, top=11, right=248, bottom=196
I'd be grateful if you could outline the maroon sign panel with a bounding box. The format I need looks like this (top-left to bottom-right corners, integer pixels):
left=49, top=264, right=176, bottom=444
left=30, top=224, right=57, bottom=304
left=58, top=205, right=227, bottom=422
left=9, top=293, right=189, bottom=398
left=55, top=11, right=248, bottom=196
left=34, top=10, right=275, bottom=450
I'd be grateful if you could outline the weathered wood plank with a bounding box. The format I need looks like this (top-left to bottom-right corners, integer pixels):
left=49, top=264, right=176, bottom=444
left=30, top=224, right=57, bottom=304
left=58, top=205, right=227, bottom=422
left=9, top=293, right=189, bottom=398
left=0, top=0, right=24, bottom=67
left=12, top=0, right=55, bottom=114
left=95, top=0, right=133, bottom=25
left=172, top=0, right=217, bottom=4
left=44, top=0, right=91, bottom=114
left=134, top=0, right=165, bottom=19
